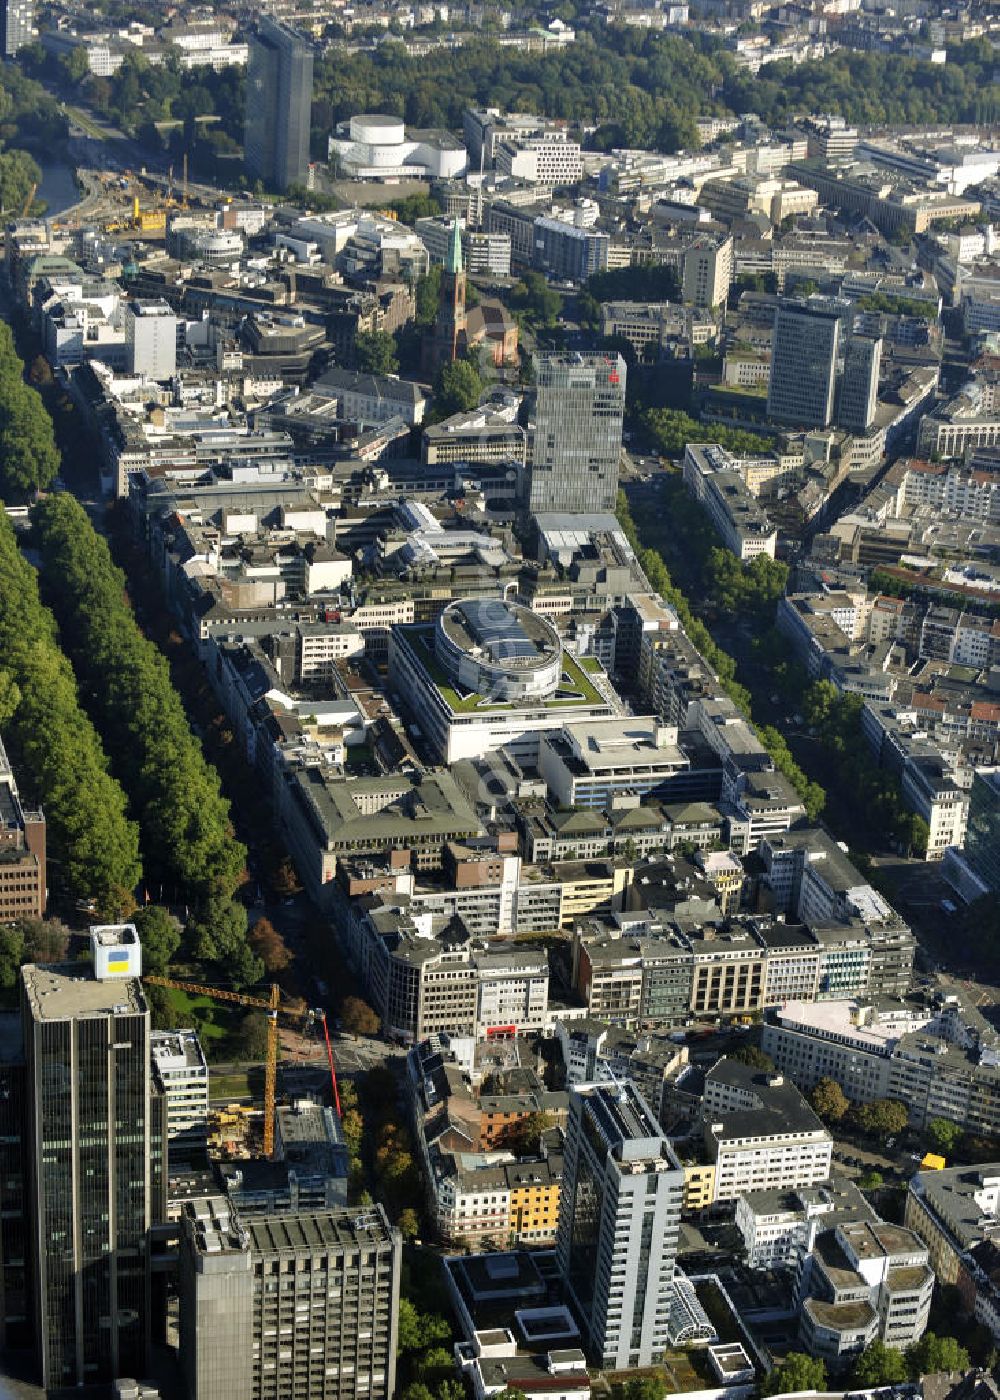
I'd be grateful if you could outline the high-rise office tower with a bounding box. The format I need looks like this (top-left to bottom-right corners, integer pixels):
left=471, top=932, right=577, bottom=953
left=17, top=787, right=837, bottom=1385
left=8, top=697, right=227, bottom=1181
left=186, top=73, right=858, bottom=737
left=244, top=17, right=313, bottom=192
left=555, top=1080, right=688, bottom=1369
left=21, top=926, right=159, bottom=1392
left=0, top=1013, right=28, bottom=1354
left=0, top=0, right=33, bottom=56
left=838, top=332, right=882, bottom=432
left=767, top=298, right=846, bottom=429
left=179, top=1200, right=401, bottom=1400
left=962, top=768, right=1000, bottom=893
left=529, top=353, right=626, bottom=515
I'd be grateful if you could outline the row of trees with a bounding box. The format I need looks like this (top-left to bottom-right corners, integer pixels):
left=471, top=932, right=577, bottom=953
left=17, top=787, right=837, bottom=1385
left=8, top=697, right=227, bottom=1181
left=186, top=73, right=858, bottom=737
left=642, top=406, right=771, bottom=459
left=802, top=681, right=929, bottom=856
left=0, top=323, right=60, bottom=499
left=617, top=490, right=751, bottom=715
left=616, top=491, right=828, bottom=822
left=763, top=1333, right=972, bottom=1397
left=0, top=511, right=141, bottom=914
left=33, top=494, right=247, bottom=904
left=811, top=1077, right=968, bottom=1160
left=851, top=1333, right=970, bottom=1389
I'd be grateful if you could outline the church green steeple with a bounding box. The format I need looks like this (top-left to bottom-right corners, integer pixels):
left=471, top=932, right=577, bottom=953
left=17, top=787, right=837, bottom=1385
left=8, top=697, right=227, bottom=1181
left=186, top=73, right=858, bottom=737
left=446, top=218, right=463, bottom=274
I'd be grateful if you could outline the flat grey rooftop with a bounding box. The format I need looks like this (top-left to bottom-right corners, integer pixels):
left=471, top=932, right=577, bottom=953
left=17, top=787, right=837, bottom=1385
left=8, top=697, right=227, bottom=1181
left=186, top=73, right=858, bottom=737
left=21, top=963, right=146, bottom=1022
left=246, top=1206, right=396, bottom=1256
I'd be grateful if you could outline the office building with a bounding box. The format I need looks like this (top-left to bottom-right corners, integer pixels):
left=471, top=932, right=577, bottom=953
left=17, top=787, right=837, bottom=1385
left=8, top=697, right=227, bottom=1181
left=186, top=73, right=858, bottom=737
left=798, top=1219, right=933, bottom=1372
left=178, top=1199, right=401, bottom=1400
left=681, top=235, right=733, bottom=311
left=959, top=768, right=1000, bottom=895
left=556, top=1080, right=707, bottom=1369
left=701, top=1059, right=833, bottom=1205
left=735, top=1178, right=874, bottom=1273
left=767, top=298, right=844, bottom=429
left=529, top=353, right=626, bottom=515
left=22, top=927, right=158, bottom=1392
left=0, top=1013, right=28, bottom=1353
left=244, top=18, right=313, bottom=192
left=906, top=1163, right=1000, bottom=1289
left=388, top=607, right=615, bottom=766
left=532, top=218, right=609, bottom=283
left=838, top=333, right=881, bottom=433
left=150, top=1028, right=209, bottom=1161
left=0, top=0, right=32, bottom=55
left=0, top=733, right=45, bottom=923
left=125, top=300, right=177, bottom=380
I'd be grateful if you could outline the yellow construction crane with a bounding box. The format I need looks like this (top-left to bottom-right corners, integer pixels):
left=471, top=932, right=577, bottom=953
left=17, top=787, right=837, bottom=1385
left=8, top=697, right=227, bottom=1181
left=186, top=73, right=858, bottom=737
left=144, top=977, right=341, bottom=1157
left=20, top=182, right=36, bottom=218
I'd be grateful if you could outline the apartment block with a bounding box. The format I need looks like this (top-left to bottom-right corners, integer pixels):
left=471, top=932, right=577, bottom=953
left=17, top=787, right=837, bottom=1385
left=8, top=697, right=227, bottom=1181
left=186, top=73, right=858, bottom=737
left=682, top=236, right=734, bottom=311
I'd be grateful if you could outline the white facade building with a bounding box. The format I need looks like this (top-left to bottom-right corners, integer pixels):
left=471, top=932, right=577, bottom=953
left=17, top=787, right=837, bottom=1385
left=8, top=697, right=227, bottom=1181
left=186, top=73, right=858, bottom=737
left=125, top=299, right=177, bottom=380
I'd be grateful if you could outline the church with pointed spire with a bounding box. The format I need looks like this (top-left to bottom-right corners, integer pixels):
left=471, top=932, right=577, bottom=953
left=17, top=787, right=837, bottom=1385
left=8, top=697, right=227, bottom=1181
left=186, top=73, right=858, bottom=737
left=421, top=219, right=467, bottom=377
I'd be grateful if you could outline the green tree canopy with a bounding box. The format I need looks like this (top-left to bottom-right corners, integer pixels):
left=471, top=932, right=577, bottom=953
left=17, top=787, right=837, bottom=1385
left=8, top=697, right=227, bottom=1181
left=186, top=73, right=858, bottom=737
left=926, top=1118, right=961, bottom=1156
left=810, top=1077, right=850, bottom=1123
left=33, top=494, right=246, bottom=903
left=852, top=1341, right=908, bottom=1388
left=906, top=1332, right=970, bottom=1379
left=728, top=1045, right=774, bottom=1072
left=132, top=905, right=181, bottom=976
left=623, top=1379, right=666, bottom=1400
left=762, top=1353, right=827, bottom=1396
left=433, top=358, right=482, bottom=416
left=856, top=1098, right=909, bottom=1137
left=354, top=330, right=399, bottom=376
left=0, top=512, right=141, bottom=914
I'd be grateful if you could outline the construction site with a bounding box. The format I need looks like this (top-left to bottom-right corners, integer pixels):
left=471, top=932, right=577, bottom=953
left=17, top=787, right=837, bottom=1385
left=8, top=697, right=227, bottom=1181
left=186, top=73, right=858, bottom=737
left=45, top=154, right=228, bottom=240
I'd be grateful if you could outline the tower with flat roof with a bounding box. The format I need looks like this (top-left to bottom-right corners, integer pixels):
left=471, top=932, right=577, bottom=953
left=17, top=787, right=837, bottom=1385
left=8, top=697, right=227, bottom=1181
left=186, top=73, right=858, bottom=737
left=767, top=298, right=846, bottom=428
left=244, top=17, right=313, bottom=192
left=555, top=1079, right=700, bottom=1369
left=178, top=1200, right=401, bottom=1400
left=21, top=928, right=158, bottom=1391
left=529, top=353, right=626, bottom=515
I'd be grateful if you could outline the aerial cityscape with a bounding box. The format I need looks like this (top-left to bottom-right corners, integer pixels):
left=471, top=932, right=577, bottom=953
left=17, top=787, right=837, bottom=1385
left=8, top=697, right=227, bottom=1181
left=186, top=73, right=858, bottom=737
left=0, top=0, right=996, bottom=1398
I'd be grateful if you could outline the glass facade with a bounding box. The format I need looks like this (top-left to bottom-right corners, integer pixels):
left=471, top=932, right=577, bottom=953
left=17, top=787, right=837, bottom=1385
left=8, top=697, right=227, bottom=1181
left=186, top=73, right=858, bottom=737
left=245, top=19, right=314, bottom=192
left=24, top=981, right=153, bottom=1391
left=529, top=354, right=626, bottom=514
left=965, top=769, right=1000, bottom=893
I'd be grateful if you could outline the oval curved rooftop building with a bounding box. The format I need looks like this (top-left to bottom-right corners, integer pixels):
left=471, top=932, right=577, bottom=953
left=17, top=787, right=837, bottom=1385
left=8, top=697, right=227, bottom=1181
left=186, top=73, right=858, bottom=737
left=434, top=598, right=563, bottom=701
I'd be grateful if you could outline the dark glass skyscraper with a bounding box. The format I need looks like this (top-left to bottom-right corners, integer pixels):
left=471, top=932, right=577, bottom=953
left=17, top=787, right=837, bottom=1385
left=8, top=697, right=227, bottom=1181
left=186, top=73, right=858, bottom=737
left=245, top=17, right=314, bottom=192
left=964, top=768, right=1000, bottom=893
left=21, top=929, right=156, bottom=1391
